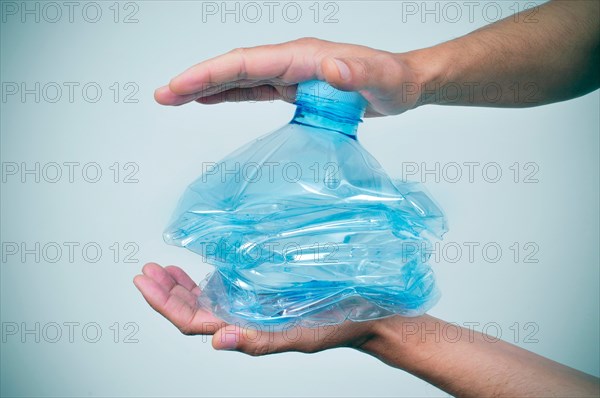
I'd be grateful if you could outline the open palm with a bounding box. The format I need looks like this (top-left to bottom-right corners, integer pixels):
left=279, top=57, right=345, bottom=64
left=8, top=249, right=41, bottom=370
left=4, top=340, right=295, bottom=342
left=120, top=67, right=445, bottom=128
left=133, top=263, right=222, bottom=336
left=133, top=262, right=377, bottom=354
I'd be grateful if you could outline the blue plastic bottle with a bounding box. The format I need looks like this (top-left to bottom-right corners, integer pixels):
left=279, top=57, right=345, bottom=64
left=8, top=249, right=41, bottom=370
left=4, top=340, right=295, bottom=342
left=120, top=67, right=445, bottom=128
left=164, top=80, right=447, bottom=329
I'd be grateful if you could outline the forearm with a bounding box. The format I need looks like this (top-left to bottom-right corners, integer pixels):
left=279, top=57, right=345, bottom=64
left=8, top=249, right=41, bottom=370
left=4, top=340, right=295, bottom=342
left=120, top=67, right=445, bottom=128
left=360, top=315, right=599, bottom=397
left=404, top=0, right=599, bottom=108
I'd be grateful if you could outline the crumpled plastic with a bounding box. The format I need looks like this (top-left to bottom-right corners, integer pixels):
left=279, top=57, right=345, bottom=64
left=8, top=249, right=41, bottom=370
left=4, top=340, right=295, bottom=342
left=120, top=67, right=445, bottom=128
left=164, top=80, right=447, bottom=329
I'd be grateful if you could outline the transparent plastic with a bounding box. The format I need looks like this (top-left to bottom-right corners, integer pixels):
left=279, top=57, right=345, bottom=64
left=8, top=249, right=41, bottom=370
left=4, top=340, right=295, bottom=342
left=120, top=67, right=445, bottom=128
left=164, top=80, right=448, bottom=329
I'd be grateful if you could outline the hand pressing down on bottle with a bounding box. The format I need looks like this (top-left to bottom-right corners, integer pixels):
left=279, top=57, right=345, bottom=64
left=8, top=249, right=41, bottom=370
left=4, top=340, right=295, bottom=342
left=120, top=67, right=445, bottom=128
left=153, top=37, right=427, bottom=117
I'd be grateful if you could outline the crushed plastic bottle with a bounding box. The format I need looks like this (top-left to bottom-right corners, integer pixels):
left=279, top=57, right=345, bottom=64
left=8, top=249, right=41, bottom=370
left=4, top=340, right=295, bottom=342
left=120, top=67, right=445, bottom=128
left=164, top=80, right=448, bottom=329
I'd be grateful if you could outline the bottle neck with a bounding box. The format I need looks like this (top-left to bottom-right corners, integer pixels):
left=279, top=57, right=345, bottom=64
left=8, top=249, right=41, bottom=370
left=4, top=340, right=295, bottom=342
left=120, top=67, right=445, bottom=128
left=291, top=100, right=364, bottom=139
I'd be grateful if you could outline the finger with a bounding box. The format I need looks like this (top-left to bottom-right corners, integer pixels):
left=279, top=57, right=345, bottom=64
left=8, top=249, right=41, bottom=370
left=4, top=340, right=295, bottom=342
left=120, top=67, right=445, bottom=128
left=170, top=285, right=199, bottom=307
left=164, top=265, right=201, bottom=307
left=133, top=273, right=174, bottom=317
left=155, top=81, right=252, bottom=106
left=322, top=53, right=401, bottom=92
left=144, top=263, right=198, bottom=306
left=195, top=85, right=286, bottom=105
left=141, top=262, right=177, bottom=292
left=197, top=84, right=299, bottom=105
left=134, top=273, right=222, bottom=335
left=154, top=85, right=205, bottom=106
left=133, top=274, right=190, bottom=323
left=321, top=53, right=412, bottom=115
left=156, top=81, right=280, bottom=106
left=168, top=39, right=326, bottom=96
left=213, top=319, right=379, bottom=356
left=164, top=265, right=199, bottom=293
left=211, top=324, right=325, bottom=355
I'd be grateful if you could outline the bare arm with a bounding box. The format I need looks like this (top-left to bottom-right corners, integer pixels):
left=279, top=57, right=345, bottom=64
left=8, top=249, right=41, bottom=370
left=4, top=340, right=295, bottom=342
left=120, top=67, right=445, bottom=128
left=363, top=315, right=599, bottom=398
left=134, top=264, right=600, bottom=397
left=410, top=0, right=600, bottom=108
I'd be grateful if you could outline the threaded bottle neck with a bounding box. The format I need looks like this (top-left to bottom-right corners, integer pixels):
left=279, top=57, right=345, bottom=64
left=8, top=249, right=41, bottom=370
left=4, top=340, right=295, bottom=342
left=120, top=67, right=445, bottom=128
left=291, top=80, right=367, bottom=138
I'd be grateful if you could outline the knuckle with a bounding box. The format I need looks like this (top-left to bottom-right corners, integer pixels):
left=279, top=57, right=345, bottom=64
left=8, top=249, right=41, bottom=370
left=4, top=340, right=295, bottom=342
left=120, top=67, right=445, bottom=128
left=178, top=325, right=194, bottom=336
left=348, top=57, right=370, bottom=82
left=227, top=47, right=249, bottom=79
left=229, top=47, right=247, bottom=56
left=378, top=52, right=397, bottom=66
left=294, top=37, right=321, bottom=47
left=354, top=53, right=399, bottom=84
left=384, top=54, right=403, bottom=72
left=377, top=52, right=404, bottom=77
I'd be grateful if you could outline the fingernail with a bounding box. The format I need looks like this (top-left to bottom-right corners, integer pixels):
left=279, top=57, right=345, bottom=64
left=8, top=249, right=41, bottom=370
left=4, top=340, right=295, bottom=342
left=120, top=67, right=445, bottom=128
left=333, top=59, right=351, bottom=81
left=217, top=332, right=238, bottom=350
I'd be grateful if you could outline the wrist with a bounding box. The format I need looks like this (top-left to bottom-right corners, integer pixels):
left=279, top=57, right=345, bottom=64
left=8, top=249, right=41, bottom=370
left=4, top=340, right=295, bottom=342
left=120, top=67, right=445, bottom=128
left=356, top=314, right=435, bottom=370
left=395, top=44, right=456, bottom=108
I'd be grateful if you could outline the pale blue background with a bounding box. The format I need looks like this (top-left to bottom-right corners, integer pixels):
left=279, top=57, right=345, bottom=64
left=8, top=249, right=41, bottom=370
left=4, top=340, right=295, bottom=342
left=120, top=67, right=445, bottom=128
left=1, top=1, right=598, bottom=397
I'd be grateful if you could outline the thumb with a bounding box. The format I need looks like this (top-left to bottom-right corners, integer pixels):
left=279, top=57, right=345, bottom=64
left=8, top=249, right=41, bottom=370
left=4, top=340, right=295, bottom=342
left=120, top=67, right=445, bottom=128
left=321, top=54, right=416, bottom=115
left=211, top=324, right=324, bottom=356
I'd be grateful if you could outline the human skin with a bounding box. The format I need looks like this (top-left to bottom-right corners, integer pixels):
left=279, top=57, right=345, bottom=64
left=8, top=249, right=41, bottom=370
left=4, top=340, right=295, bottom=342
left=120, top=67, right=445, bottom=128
left=134, top=263, right=599, bottom=397
left=138, top=1, right=600, bottom=396
left=154, top=1, right=599, bottom=117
